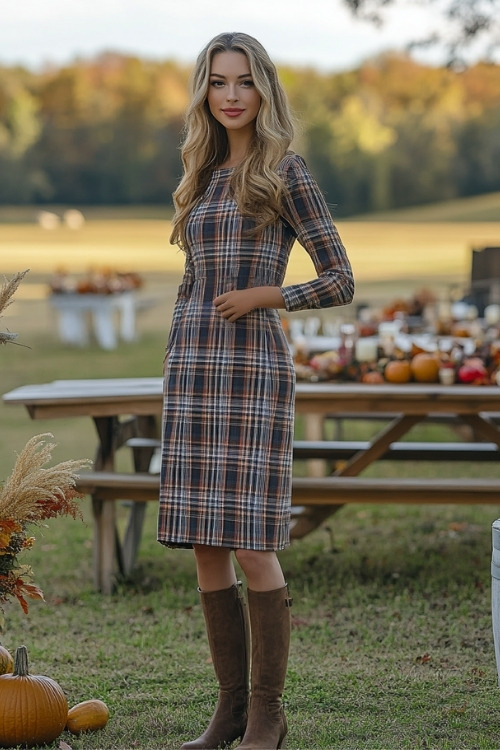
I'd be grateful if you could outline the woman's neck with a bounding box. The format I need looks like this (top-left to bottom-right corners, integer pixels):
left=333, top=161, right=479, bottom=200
left=221, top=129, right=253, bottom=168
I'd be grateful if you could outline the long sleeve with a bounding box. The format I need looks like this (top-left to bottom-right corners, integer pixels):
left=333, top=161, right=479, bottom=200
left=279, top=154, right=354, bottom=312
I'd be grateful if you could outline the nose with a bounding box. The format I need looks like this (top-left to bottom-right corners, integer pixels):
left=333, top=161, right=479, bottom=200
left=226, top=84, right=238, bottom=102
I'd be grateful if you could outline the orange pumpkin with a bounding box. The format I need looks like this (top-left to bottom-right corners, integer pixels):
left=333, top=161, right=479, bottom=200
left=0, top=644, right=13, bottom=676
left=384, top=360, right=412, bottom=383
left=0, top=645, right=68, bottom=748
left=66, top=698, right=110, bottom=734
left=410, top=352, right=439, bottom=383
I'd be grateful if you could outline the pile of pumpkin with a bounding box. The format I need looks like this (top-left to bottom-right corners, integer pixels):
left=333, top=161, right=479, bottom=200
left=0, top=642, right=109, bottom=748
left=361, top=351, right=492, bottom=385
left=297, top=347, right=498, bottom=386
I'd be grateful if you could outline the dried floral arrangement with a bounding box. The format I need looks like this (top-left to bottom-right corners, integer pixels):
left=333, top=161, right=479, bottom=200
left=1, top=270, right=91, bottom=629
left=0, top=434, right=91, bottom=623
left=0, top=269, right=29, bottom=345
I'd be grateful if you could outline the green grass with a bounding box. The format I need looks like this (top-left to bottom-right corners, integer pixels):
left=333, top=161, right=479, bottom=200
left=2, top=500, right=499, bottom=749
left=1, top=327, right=500, bottom=749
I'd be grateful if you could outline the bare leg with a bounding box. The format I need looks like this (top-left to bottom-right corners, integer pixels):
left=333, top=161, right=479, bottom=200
left=234, top=549, right=285, bottom=591
left=193, top=544, right=237, bottom=591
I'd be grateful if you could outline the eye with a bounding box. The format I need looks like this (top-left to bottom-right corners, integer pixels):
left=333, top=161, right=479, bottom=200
left=241, top=79, right=254, bottom=87
left=210, top=80, right=225, bottom=88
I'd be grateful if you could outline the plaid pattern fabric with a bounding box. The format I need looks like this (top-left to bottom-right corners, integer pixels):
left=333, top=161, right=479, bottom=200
left=157, top=153, right=354, bottom=550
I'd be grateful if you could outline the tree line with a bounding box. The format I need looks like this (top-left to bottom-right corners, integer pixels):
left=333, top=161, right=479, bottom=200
left=1, top=51, right=499, bottom=216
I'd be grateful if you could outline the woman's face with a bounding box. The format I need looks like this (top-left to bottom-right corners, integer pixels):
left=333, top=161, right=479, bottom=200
left=207, top=50, right=261, bottom=134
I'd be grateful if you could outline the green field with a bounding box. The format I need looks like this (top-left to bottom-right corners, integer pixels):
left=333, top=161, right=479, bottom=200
left=2, top=193, right=500, bottom=303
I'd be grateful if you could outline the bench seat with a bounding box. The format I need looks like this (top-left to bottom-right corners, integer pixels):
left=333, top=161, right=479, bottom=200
left=293, top=440, right=500, bottom=462
left=76, top=471, right=500, bottom=506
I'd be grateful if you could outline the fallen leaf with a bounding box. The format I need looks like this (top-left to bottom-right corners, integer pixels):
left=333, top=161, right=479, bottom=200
left=415, top=652, right=431, bottom=664
left=449, top=522, right=468, bottom=532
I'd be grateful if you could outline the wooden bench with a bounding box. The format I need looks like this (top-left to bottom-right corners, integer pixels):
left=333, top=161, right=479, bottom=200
left=76, top=464, right=500, bottom=593
left=76, top=470, right=500, bottom=508
left=293, top=440, right=500, bottom=461
left=128, top=437, right=500, bottom=463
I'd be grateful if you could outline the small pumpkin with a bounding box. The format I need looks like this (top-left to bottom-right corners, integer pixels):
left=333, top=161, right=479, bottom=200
left=66, top=698, right=109, bottom=734
left=0, top=645, right=68, bottom=748
left=0, top=644, right=13, bottom=675
left=410, top=352, right=440, bottom=383
left=384, top=359, right=411, bottom=384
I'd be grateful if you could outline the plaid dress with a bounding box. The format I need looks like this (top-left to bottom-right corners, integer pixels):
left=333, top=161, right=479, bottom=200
left=157, top=153, right=354, bottom=550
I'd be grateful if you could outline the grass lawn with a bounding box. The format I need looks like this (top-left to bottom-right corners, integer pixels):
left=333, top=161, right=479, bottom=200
left=1, top=328, right=500, bottom=749
left=1, top=199, right=500, bottom=748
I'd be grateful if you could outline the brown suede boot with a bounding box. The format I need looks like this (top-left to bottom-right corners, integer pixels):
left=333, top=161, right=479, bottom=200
left=181, top=582, right=250, bottom=750
left=235, top=584, right=292, bottom=750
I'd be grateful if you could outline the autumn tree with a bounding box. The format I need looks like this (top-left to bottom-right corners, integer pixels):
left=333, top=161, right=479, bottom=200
left=343, top=0, right=500, bottom=64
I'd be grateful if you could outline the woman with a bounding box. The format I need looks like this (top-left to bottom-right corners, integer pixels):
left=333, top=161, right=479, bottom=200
left=158, top=32, right=354, bottom=750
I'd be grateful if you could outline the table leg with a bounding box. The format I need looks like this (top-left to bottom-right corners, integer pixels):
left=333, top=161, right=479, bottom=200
left=292, top=412, right=339, bottom=540
left=336, top=414, right=423, bottom=477
left=460, top=413, right=500, bottom=449
left=118, top=294, right=136, bottom=342
left=92, top=497, right=117, bottom=594
left=91, top=417, right=118, bottom=592
left=91, top=305, right=117, bottom=350
left=291, top=413, right=424, bottom=541
left=303, top=413, right=327, bottom=477
left=56, top=307, right=89, bottom=346
left=121, top=416, right=159, bottom=576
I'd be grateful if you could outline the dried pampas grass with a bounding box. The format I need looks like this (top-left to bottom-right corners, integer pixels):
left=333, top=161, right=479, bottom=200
left=0, top=433, right=92, bottom=522
left=0, top=269, right=29, bottom=316
left=0, top=434, right=92, bottom=617
left=0, top=269, right=29, bottom=345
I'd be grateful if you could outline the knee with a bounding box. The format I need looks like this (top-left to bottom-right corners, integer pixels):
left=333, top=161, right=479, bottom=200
left=193, top=545, right=232, bottom=567
left=234, top=548, right=273, bottom=575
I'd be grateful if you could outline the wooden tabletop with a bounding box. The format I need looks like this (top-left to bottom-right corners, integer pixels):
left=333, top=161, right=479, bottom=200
left=4, top=377, right=500, bottom=419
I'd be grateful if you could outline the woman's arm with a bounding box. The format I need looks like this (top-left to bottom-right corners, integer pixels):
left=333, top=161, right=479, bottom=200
left=214, top=286, right=285, bottom=323
left=279, top=154, right=354, bottom=312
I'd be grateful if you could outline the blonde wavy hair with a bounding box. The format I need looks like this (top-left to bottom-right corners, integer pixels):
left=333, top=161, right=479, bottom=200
left=170, top=32, right=295, bottom=249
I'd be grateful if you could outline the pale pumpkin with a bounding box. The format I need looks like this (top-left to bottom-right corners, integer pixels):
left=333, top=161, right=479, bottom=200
left=66, top=698, right=109, bottom=734
left=0, top=645, right=68, bottom=748
left=0, top=644, right=13, bottom=675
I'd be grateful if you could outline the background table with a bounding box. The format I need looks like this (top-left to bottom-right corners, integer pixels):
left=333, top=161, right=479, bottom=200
left=49, top=292, right=137, bottom=349
left=4, top=378, right=500, bottom=592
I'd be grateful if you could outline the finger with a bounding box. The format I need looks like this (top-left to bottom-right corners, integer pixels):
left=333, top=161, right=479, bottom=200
left=213, top=292, right=230, bottom=306
left=220, top=307, right=239, bottom=321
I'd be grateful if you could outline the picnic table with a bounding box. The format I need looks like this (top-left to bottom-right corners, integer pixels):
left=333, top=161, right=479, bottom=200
left=4, top=378, right=500, bottom=593
left=49, top=292, right=137, bottom=349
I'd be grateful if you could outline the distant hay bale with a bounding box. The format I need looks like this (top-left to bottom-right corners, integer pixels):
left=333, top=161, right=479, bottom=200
left=63, top=209, right=85, bottom=229
left=37, top=211, right=60, bottom=230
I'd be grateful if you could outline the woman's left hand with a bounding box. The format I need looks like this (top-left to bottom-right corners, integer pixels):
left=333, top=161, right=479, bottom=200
left=214, top=286, right=286, bottom=322
left=213, top=288, right=262, bottom=322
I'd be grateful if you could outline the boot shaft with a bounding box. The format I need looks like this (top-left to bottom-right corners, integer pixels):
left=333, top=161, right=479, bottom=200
left=246, top=584, right=292, bottom=699
left=199, top=582, right=250, bottom=693
left=234, top=585, right=292, bottom=750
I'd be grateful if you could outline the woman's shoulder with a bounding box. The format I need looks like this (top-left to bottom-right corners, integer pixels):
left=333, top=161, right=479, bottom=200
left=277, top=151, right=315, bottom=186
left=277, top=151, right=306, bottom=172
